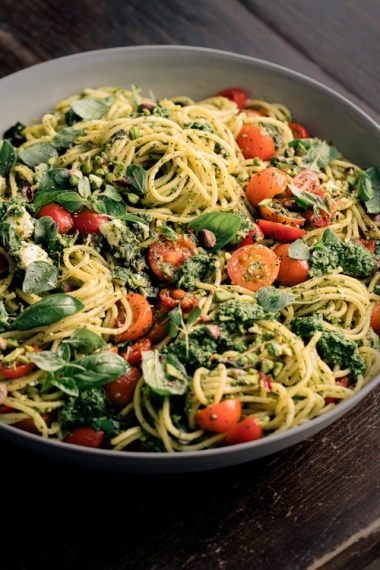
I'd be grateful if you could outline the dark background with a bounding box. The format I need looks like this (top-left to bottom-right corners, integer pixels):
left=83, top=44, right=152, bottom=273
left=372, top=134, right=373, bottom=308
left=1, top=1, right=380, bottom=569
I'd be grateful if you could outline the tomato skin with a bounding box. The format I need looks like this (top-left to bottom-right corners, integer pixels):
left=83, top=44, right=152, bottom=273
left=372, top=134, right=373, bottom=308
left=159, top=288, right=199, bottom=312
left=194, top=399, right=242, bottom=433
left=0, top=405, right=14, bottom=414
left=0, top=252, right=9, bottom=273
left=64, top=427, right=105, bottom=448
left=325, top=376, right=349, bottom=406
left=246, top=167, right=288, bottom=206
left=121, top=338, right=152, bottom=367
left=227, top=243, right=280, bottom=292
left=289, top=170, right=320, bottom=196
left=149, top=235, right=198, bottom=282
left=238, top=227, right=264, bottom=248
left=14, top=413, right=52, bottom=435
left=71, top=211, right=108, bottom=235
left=104, top=367, right=141, bottom=410
left=371, top=302, right=380, bottom=335
left=260, top=203, right=305, bottom=227
left=225, top=417, right=263, bottom=446
left=115, top=293, right=153, bottom=343
left=273, top=243, right=310, bottom=286
left=215, top=88, right=247, bottom=111
left=237, top=124, right=275, bottom=161
left=258, top=219, right=306, bottom=242
left=38, top=204, right=73, bottom=235
left=146, top=303, right=171, bottom=344
left=289, top=122, right=309, bottom=139
left=0, top=346, right=41, bottom=380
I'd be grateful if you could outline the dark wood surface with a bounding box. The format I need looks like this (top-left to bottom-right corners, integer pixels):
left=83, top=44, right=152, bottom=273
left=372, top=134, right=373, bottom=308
left=1, top=1, right=380, bottom=569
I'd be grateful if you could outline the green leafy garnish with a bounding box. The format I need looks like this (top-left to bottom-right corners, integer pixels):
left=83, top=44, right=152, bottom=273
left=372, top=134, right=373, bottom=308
left=13, top=294, right=84, bottom=330
left=126, top=164, right=148, bottom=195
left=288, top=239, right=310, bottom=260
left=19, top=142, right=58, bottom=167
left=70, top=96, right=115, bottom=120
left=188, top=212, right=241, bottom=252
left=256, top=287, right=297, bottom=313
left=0, top=140, right=16, bottom=175
left=63, top=328, right=106, bottom=354
left=51, top=126, right=84, bottom=149
left=22, top=261, right=59, bottom=294
left=34, top=216, right=58, bottom=244
left=142, top=349, right=189, bottom=396
left=362, top=167, right=380, bottom=215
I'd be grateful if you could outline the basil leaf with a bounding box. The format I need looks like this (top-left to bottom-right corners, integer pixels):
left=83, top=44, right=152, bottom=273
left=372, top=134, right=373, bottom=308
left=290, top=139, right=337, bottom=172
left=78, top=177, right=91, bottom=199
left=50, top=376, right=79, bottom=397
left=288, top=240, right=310, bottom=260
left=188, top=212, right=241, bottom=251
left=22, top=261, right=59, bottom=294
left=63, top=328, right=106, bottom=354
left=50, top=126, right=84, bottom=149
left=57, top=191, right=84, bottom=213
left=19, top=142, right=58, bottom=168
left=70, top=96, right=115, bottom=120
left=256, top=287, right=297, bottom=313
left=28, top=351, right=68, bottom=372
left=0, top=140, right=16, bottom=175
left=62, top=352, right=128, bottom=390
left=160, top=226, right=178, bottom=241
left=0, top=301, right=10, bottom=333
left=0, top=223, right=22, bottom=255
left=90, top=198, right=107, bottom=214
left=363, top=167, right=380, bottom=215
left=142, top=349, right=189, bottom=396
left=358, top=171, right=374, bottom=202
left=288, top=184, right=331, bottom=213
left=38, top=168, right=71, bottom=193
left=14, top=294, right=85, bottom=331
left=102, top=184, right=122, bottom=201
left=118, top=214, right=150, bottom=232
left=34, top=216, right=58, bottom=244
left=322, top=227, right=340, bottom=245
left=169, top=305, right=183, bottom=328
left=99, top=196, right=127, bottom=217
left=56, top=343, right=71, bottom=362
left=187, top=306, right=201, bottom=325
left=126, top=164, right=148, bottom=195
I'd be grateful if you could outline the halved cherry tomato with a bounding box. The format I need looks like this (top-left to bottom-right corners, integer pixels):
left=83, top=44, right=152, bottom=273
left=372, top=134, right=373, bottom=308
left=246, top=167, right=288, bottom=206
left=215, top=88, right=247, bottom=111
left=289, top=122, right=309, bottom=139
left=258, top=219, right=306, bottom=242
left=194, top=399, right=242, bottom=433
left=64, top=427, right=105, bottom=448
left=289, top=170, right=320, bottom=196
left=159, top=288, right=199, bottom=312
left=305, top=190, right=336, bottom=227
left=38, top=203, right=73, bottom=235
left=325, top=376, right=349, bottom=406
left=227, top=244, right=280, bottom=292
left=121, top=338, right=152, bottom=367
left=149, top=235, right=197, bottom=282
left=225, top=417, right=263, bottom=445
left=260, top=202, right=305, bottom=228
left=238, top=226, right=264, bottom=247
left=273, top=243, right=310, bottom=286
left=108, top=346, right=119, bottom=354
left=0, top=346, right=41, bottom=380
left=71, top=211, right=108, bottom=235
left=147, top=303, right=171, bottom=344
left=14, top=413, right=53, bottom=435
left=104, top=366, right=141, bottom=410
left=0, top=405, right=14, bottom=414
left=0, top=253, right=9, bottom=273
left=243, top=109, right=265, bottom=117
left=115, top=293, right=153, bottom=343
left=237, top=124, right=275, bottom=161
left=371, top=302, right=380, bottom=335
left=354, top=239, right=376, bottom=253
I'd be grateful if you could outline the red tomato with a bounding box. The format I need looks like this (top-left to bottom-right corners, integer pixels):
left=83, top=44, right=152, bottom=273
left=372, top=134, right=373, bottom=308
left=273, top=243, right=310, bottom=286
left=14, top=413, right=52, bottom=435
left=243, top=109, right=265, bottom=117
left=38, top=203, right=73, bottom=235
left=108, top=346, right=119, bottom=354
left=238, top=226, right=265, bottom=247
left=290, top=170, right=320, bottom=195
left=215, top=88, right=247, bottom=111
left=64, top=427, right=105, bottom=448
left=225, top=417, right=263, bottom=445
left=71, top=211, right=108, bottom=235
left=325, top=376, right=349, bottom=406
left=0, top=405, right=14, bottom=413
left=258, top=219, right=306, bottom=242
left=115, top=293, right=153, bottom=343
left=227, top=244, right=280, bottom=292
left=246, top=167, right=288, bottom=206
left=159, top=288, right=199, bottom=312
left=146, top=303, right=171, bottom=344
left=371, top=302, right=380, bottom=335
left=148, top=235, right=197, bottom=282
left=260, top=203, right=305, bottom=228
left=0, top=253, right=9, bottom=273
left=237, top=124, right=275, bottom=161
left=289, top=122, right=309, bottom=139
left=194, top=399, right=242, bottom=433
left=121, top=338, right=152, bottom=367
left=354, top=239, right=376, bottom=253
left=370, top=213, right=380, bottom=222
left=0, top=346, right=41, bottom=380
left=104, top=367, right=141, bottom=409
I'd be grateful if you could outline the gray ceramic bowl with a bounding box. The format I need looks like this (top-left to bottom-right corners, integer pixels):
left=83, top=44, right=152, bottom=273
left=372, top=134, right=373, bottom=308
left=1, top=46, right=379, bottom=473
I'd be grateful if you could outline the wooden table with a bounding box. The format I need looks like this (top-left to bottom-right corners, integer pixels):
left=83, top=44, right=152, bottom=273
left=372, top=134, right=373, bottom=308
left=1, top=1, right=380, bottom=568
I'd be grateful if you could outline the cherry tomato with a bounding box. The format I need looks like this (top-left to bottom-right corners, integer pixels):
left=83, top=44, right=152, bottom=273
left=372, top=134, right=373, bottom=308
left=71, top=211, right=108, bottom=235
left=289, top=122, right=309, bottom=139
left=215, top=87, right=247, bottom=111
left=147, top=303, right=171, bottom=344
left=370, top=213, right=380, bottom=222
left=237, top=124, right=275, bottom=161
left=259, top=202, right=305, bottom=228
left=108, top=346, right=119, bottom=354
left=115, top=293, right=153, bottom=343
left=121, top=338, right=152, bottom=367
left=0, top=405, right=14, bottom=413
left=0, top=346, right=41, bottom=380
left=159, top=288, right=199, bottom=312
left=305, top=190, right=336, bottom=227
left=225, top=417, right=263, bottom=445
left=64, top=427, right=105, bottom=448
left=371, top=302, right=380, bottom=335
left=246, top=167, right=288, bottom=206
left=325, top=376, right=349, bottom=406
left=104, top=367, right=141, bottom=410
left=289, top=170, right=320, bottom=195
left=258, top=219, right=306, bottom=242
left=354, top=239, right=376, bottom=253
left=273, top=243, right=310, bottom=286
left=14, top=413, right=52, bottom=435
left=0, top=253, right=9, bottom=273
left=227, top=244, right=280, bottom=292
left=149, top=235, right=197, bottom=282
left=238, top=226, right=264, bottom=247
left=194, top=399, right=242, bottom=433
left=243, top=109, right=265, bottom=117
left=38, top=203, right=73, bottom=235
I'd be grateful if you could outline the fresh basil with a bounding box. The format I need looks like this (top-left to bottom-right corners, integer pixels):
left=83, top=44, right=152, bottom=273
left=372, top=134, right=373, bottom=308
left=38, top=168, right=71, bottom=193
left=63, top=328, right=106, bottom=354
left=118, top=214, right=150, bottom=232
left=142, top=349, right=189, bottom=396
left=28, top=351, right=70, bottom=372
left=0, top=223, right=22, bottom=255
left=358, top=171, right=374, bottom=202
left=322, top=227, right=340, bottom=245
left=19, top=142, right=58, bottom=168
left=98, top=196, right=127, bottom=217
left=187, top=305, right=201, bottom=325
left=288, top=183, right=331, bottom=213
left=0, top=301, right=10, bottom=332
left=56, top=342, right=71, bottom=362
left=188, top=212, right=241, bottom=251
left=70, top=96, right=115, bottom=121
left=14, top=294, right=85, bottom=331
left=50, top=376, right=79, bottom=397
left=78, top=177, right=91, bottom=199
left=164, top=305, right=183, bottom=338
left=62, top=351, right=128, bottom=390
left=22, top=261, right=59, bottom=294
left=288, top=240, right=310, bottom=260
left=256, top=287, right=297, bottom=313
left=160, top=226, right=178, bottom=241
left=34, top=216, right=58, bottom=244
left=102, top=185, right=122, bottom=201
left=0, top=140, right=16, bottom=175
left=126, top=164, right=148, bottom=195
left=51, top=126, right=84, bottom=149
left=363, top=167, right=380, bottom=215
left=289, top=139, right=338, bottom=172
left=57, top=191, right=85, bottom=213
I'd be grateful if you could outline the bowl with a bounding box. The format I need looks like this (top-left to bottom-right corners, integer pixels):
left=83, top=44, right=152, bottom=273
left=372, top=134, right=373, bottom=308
left=1, top=45, right=380, bottom=473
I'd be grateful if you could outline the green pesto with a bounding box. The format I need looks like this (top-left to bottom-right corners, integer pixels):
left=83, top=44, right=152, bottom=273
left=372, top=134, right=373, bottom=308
left=173, top=253, right=215, bottom=291
left=214, top=299, right=275, bottom=333
left=309, top=237, right=376, bottom=277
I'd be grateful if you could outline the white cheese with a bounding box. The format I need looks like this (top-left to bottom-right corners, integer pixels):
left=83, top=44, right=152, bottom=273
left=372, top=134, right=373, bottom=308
left=99, top=219, right=125, bottom=247
left=5, top=209, right=34, bottom=239
left=17, top=244, right=52, bottom=270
